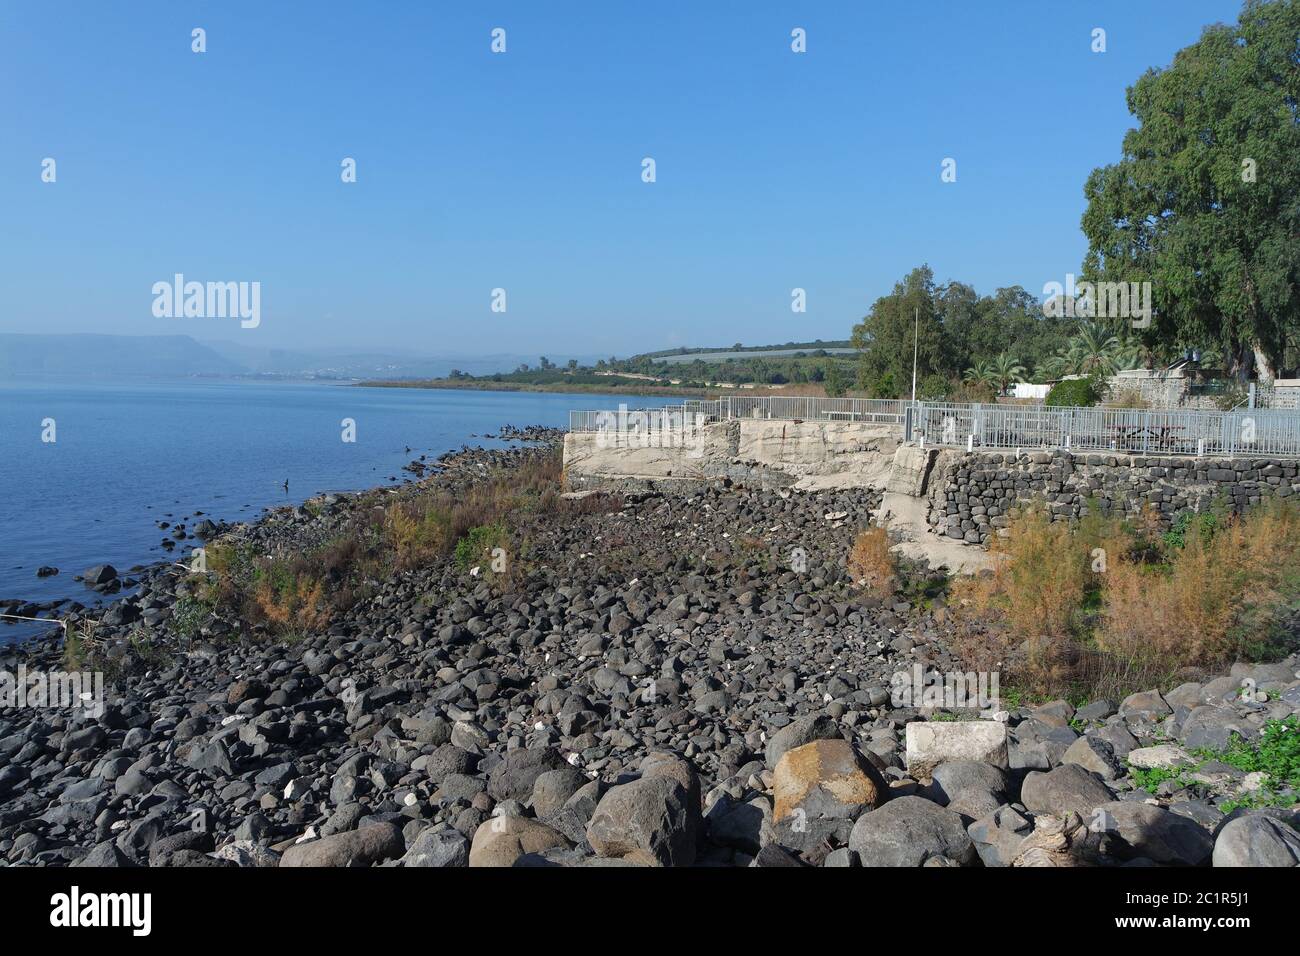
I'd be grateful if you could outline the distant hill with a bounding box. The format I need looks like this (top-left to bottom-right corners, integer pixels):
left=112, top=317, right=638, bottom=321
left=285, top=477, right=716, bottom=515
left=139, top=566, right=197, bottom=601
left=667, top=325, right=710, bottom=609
left=198, top=339, right=584, bottom=380
left=637, top=340, right=853, bottom=360
left=0, top=333, right=246, bottom=379
left=0, top=333, right=603, bottom=382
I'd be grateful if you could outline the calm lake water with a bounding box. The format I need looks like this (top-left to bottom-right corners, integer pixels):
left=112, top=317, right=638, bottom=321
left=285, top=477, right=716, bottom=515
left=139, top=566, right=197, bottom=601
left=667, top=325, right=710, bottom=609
left=0, top=380, right=658, bottom=643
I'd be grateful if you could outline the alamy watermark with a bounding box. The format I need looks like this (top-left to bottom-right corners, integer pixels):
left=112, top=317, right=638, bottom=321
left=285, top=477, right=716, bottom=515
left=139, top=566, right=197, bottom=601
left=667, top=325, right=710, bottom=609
left=152, top=274, right=260, bottom=328
left=1, top=665, right=104, bottom=718
left=594, top=403, right=707, bottom=457
left=50, top=886, right=151, bottom=936
left=1042, top=273, right=1152, bottom=328
left=890, top=663, right=1000, bottom=712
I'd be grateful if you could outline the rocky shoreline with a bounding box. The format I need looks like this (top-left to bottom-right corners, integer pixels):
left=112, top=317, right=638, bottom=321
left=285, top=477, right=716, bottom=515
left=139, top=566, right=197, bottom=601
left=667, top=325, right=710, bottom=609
left=1, top=427, right=1298, bottom=868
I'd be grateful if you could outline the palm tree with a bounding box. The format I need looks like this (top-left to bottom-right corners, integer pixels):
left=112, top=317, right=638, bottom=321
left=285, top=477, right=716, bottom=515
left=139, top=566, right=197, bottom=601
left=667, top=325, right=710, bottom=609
left=1070, top=320, right=1125, bottom=375
left=1036, top=349, right=1073, bottom=380
left=963, top=360, right=993, bottom=387
left=1037, top=321, right=1139, bottom=381
left=987, top=352, right=1027, bottom=396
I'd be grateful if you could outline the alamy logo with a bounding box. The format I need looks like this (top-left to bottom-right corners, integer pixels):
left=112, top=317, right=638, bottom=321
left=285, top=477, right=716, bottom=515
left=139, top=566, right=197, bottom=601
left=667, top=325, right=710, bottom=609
left=890, top=664, right=1000, bottom=711
left=595, top=404, right=707, bottom=457
left=50, top=887, right=151, bottom=936
left=1042, top=273, right=1152, bottom=328
left=0, top=665, right=104, bottom=718
left=152, top=274, right=261, bottom=328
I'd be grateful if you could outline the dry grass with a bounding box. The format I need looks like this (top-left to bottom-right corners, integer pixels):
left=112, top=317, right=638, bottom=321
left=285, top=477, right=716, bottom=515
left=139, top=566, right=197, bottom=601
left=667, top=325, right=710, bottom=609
left=951, top=498, right=1300, bottom=701
left=201, top=446, right=619, bottom=639
left=252, top=572, right=331, bottom=636
left=848, top=525, right=897, bottom=600
left=952, top=505, right=1091, bottom=690
left=1092, top=499, right=1300, bottom=694
left=384, top=504, right=453, bottom=569
left=948, top=381, right=997, bottom=405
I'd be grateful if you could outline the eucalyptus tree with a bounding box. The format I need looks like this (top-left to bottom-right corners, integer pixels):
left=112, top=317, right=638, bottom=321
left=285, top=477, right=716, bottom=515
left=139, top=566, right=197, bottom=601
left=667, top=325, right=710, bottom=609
left=1081, top=0, right=1300, bottom=380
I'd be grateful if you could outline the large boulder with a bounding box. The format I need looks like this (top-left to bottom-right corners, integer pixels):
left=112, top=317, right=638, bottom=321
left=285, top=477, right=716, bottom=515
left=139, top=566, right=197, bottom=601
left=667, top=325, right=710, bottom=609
left=928, top=761, right=1012, bottom=820
left=1094, top=801, right=1214, bottom=865
left=280, top=823, right=404, bottom=867
left=705, top=794, right=770, bottom=855
left=530, top=767, right=590, bottom=819
left=1061, top=736, right=1124, bottom=780
left=771, top=739, right=887, bottom=854
left=1212, top=813, right=1300, bottom=867
left=587, top=776, right=699, bottom=866
left=1091, top=723, right=1139, bottom=760
left=72, top=841, right=131, bottom=867
left=639, top=752, right=702, bottom=811
left=487, top=746, right=567, bottom=802
left=83, top=564, right=118, bottom=587
left=773, top=739, right=885, bottom=823
left=402, top=828, right=470, bottom=868
left=905, top=721, right=1008, bottom=781
left=967, top=804, right=1034, bottom=867
left=1009, top=719, right=1077, bottom=770
left=1118, top=690, right=1171, bottom=721
left=425, top=743, right=477, bottom=785
left=848, top=796, right=977, bottom=867
left=765, top=714, right=841, bottom=769
left=1179, top=706, right=1256, bottom=751
left=184, top=740, right=234, bottom=777
left=1127, top=744, right=1195, bottom=770
left=544, top=778, right=606, bottom=844
left=468, top=816, right=569, bottom=867
left=1020, top=764, right=1114, bottom=818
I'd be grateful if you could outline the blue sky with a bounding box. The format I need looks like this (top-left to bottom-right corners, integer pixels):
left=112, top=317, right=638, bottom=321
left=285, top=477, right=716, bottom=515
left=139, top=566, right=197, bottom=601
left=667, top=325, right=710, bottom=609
left=0, top=0, right=1247, bottom=357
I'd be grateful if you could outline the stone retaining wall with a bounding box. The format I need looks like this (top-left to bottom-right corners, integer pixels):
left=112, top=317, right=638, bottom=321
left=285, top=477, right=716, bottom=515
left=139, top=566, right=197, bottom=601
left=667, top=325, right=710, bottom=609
left=563, top=419, right=900, bottom=490
left=926, top=449, right=1300, bottom=546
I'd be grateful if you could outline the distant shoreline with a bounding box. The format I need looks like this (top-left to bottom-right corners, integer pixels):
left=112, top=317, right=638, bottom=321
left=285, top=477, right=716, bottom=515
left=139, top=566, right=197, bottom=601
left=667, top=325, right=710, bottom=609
left=354, top=378, right=714, bottom=398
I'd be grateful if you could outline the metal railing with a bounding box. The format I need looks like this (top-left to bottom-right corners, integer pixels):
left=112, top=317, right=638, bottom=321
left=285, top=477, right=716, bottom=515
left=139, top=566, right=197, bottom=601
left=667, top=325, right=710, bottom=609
left=572, top=395, right=908, bottom=425
left=568, top=406, right=705, bottom=435
left=570, top=397, right=1300, bottom=458
left=569, top=396, right=906, bottom=431
left=911, top=402, right=1300, bottom=458
left=717, top=395, right=908, bottom=422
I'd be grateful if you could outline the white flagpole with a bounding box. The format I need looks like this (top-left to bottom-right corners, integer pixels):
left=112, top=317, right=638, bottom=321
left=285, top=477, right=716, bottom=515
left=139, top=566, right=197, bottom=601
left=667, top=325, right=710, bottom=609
left=911, top=306, right=919, bottom=403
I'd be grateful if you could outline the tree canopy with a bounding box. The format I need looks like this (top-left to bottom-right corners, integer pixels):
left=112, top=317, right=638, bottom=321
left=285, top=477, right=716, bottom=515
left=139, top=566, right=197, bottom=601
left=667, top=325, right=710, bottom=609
left=1080, top=0, right=1300, bottom=379
left=849, top=266, right=1076, bottom=397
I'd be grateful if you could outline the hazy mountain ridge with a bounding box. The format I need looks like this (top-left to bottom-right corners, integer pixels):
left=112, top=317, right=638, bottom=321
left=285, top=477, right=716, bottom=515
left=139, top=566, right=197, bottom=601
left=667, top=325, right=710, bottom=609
left=0, top=334, right=246, bottom=379
left=0, top=333, right=599, bottom=382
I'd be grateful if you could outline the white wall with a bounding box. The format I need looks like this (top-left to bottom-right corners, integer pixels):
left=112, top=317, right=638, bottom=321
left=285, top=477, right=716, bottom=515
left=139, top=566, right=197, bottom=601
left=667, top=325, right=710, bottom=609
left=1011, top=383, right=1051, bottom=400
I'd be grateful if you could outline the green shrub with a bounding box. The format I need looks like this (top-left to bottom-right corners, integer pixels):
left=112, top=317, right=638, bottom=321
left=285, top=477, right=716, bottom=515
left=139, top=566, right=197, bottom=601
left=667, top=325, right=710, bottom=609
left=170, top=596, right=210, bottom=641
left=918, top=373, right=950, bottom=401
left=1162, top=508, right=1222, bottom=551
left=824, top=363, right=849, bottom=397
left=1045, top=377, right=1099, bottom=407
left=454, top=522, right=510, bottom=571
left=1130, top=716, right=1300, bottom=810
left=1209, top=716, right=1300, bottom=792
left=874, top=371, right=898, bottom=399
